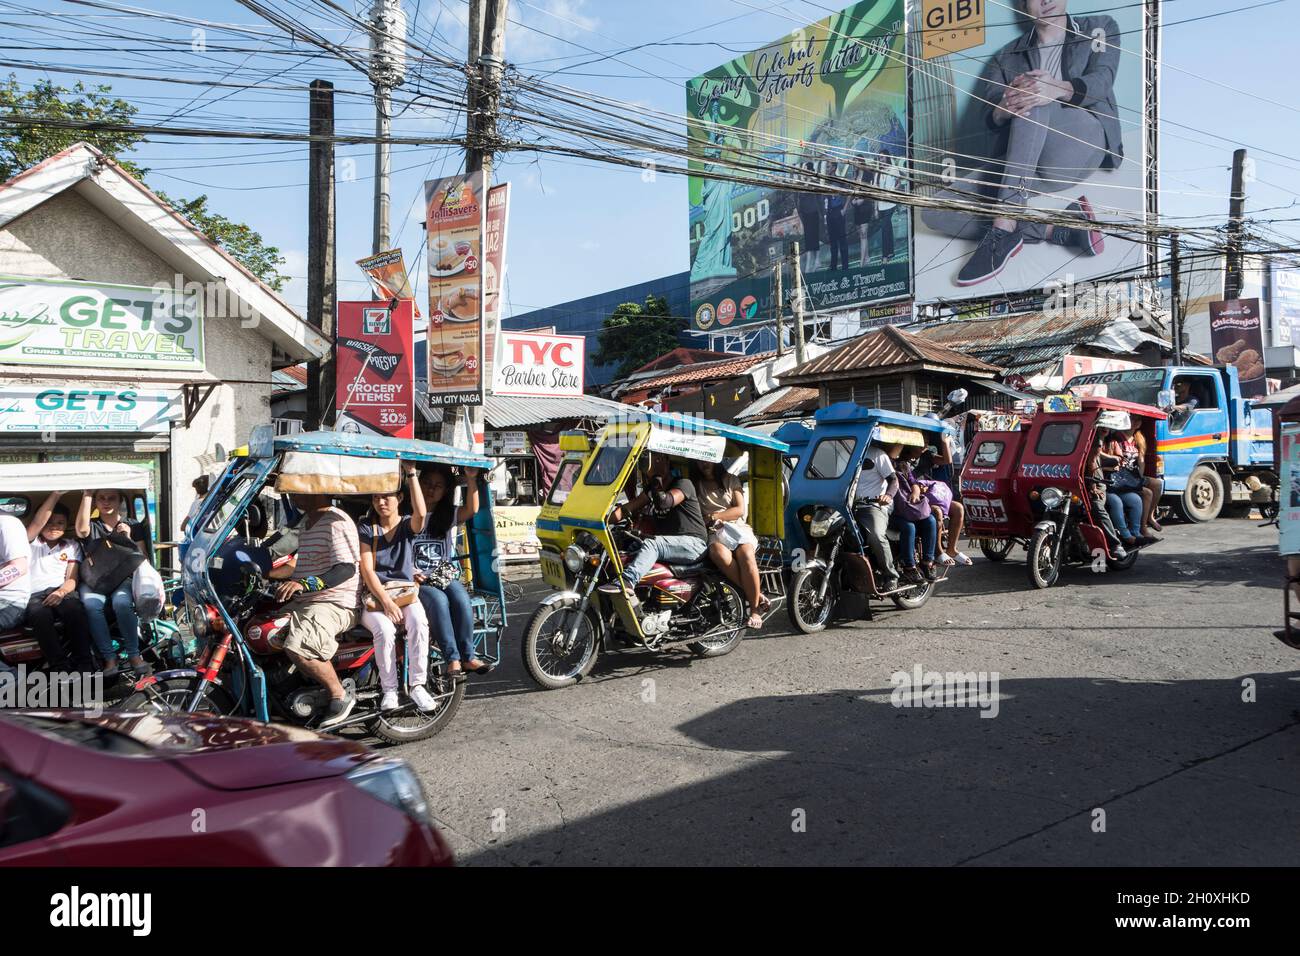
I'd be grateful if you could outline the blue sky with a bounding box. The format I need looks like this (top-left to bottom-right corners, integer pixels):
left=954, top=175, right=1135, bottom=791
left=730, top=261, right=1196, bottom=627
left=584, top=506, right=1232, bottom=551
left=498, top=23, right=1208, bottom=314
left=7, top=0, right=1300, bottom=318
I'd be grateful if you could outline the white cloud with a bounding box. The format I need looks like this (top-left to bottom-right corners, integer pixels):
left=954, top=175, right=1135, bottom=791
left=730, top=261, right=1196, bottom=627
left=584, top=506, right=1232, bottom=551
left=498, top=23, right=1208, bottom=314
left=507, top=0, right=600, bottom=64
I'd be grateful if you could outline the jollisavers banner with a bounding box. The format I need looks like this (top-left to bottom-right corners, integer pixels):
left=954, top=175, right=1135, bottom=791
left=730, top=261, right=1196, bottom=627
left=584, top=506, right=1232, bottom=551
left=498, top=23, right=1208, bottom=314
left=0, top=275, right=203, bottom=371
left=424, top=172, right=485, bottom=408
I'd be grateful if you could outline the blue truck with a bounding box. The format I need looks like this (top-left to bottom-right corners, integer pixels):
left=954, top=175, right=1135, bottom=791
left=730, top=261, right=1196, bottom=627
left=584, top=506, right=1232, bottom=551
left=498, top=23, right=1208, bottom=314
left=1063, top=365, right=1277, bottom=522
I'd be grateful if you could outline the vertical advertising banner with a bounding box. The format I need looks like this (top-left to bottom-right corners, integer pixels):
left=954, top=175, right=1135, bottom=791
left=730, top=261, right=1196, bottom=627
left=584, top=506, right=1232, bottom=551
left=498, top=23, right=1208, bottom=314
left=686, top=0, right=909, bottom=332
left=910, top=0, right=1148, bottom=301
left=1209, top=298, right=1266, bottom=399
left=483, top=183, right=511, bottom=389
left=425, top=172, right=485, bottom=407
left=1271, top=267, right=1300, bottom=347
left=335, top=299, right=415, bottom=438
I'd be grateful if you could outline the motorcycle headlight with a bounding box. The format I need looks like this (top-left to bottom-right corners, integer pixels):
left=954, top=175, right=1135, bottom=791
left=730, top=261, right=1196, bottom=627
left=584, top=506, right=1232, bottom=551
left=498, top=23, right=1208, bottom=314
left=1040, top=487, right=1065, bottom=509
left=810, top=515, right=833, bottom=538
left=563, top=543, right=586, bottom=572
left=347, top=758, right=431, bottom=826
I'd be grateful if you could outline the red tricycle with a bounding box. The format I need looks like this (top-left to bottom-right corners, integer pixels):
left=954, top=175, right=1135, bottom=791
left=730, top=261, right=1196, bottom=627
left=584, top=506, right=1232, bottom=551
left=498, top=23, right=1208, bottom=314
left=959, top=396, right=1166, bottom=588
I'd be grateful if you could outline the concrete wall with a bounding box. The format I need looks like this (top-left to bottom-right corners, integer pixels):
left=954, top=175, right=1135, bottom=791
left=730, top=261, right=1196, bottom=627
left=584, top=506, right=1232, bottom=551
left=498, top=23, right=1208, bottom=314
left=0, top=189, right=274, bottom=539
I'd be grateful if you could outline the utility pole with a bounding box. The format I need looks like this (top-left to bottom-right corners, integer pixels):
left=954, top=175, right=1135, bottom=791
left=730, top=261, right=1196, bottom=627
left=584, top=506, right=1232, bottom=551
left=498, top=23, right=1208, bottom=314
left=370, top=0, right=407, bottom=253
left=1225, top=147, right=1248, bottom=301
left=455, top=0, right=509, bottom=452
left=306, top=79, right=336, bottom=430
left=773, top=262, right=784, bottom=357
left=1169, top=233, right=1183, bottom=366
left=791, top=244, right=807, bottom=366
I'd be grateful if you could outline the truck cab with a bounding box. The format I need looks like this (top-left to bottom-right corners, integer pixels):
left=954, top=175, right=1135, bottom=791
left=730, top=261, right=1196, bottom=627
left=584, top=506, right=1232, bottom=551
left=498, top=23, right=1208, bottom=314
left=1065, top=365, right=1276, bottom=522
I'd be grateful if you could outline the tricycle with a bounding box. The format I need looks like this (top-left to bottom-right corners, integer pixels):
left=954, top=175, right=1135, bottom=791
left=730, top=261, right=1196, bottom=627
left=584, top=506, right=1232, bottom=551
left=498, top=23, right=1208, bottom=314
left=0, top=461, right=185, bottom=682
left=778, top=403, right=956, bottom=633
left=121, top=426, right=505, bottom=744
left=960, top=395, right=1166, bottom=588
left=523, top=411, right=789, bottom=690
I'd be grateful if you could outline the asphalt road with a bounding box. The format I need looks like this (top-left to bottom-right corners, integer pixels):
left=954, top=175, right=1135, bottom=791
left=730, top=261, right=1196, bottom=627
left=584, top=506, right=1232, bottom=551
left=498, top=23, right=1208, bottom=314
left=399, top=517, right=1300, bottom=866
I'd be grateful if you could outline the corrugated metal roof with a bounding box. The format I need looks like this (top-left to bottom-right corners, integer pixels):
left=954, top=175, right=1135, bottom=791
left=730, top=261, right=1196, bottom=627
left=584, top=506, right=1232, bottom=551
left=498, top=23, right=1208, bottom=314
left=781, top=325, right=1000, bottom=383
left=621, top=350, right=775, bottom=393
left=484, top=393, right=631, bottom=428
left=914, top=311, right=1142, bottom=374
left=736, top=385, right=820, bottom=422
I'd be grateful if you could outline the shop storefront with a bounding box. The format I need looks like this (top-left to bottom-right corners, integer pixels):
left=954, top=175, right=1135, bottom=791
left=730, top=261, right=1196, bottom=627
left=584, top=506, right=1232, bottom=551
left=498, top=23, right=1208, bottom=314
left=0, top=143, right=328, bottom=543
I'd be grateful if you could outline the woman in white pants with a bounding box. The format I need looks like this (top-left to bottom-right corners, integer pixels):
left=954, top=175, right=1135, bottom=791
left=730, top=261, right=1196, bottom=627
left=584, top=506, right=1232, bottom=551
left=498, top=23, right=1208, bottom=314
left=359, top=465, right=437, bottom=713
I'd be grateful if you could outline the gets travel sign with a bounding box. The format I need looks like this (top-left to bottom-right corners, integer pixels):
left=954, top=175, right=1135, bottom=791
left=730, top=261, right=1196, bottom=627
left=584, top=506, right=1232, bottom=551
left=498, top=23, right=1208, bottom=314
left=0, top=276, right=204, bottom=371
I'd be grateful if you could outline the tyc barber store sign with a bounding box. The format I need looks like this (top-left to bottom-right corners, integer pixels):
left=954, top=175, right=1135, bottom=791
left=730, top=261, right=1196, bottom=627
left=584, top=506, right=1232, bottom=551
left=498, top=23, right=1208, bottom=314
left=0, top=276, right=204, bottom=371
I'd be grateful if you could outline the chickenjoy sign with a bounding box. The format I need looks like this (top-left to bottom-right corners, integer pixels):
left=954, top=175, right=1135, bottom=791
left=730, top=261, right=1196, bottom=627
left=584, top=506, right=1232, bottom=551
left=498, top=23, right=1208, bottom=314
left=493, top=330, right=585, bottom=397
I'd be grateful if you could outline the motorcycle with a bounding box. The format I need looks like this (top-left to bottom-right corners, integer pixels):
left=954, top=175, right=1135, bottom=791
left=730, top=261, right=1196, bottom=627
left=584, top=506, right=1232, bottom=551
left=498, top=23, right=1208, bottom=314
left=778, top=404, right=954, bottom=634
left=523, top=412, right=790, bottom=690
left=120, top=427, right=506, bottom=744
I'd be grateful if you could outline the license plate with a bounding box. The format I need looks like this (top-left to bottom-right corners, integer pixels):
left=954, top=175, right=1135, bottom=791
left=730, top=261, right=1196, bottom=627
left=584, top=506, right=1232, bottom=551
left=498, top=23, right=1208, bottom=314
left=965, top=497, right=1007, bottom=524
left=539, top=553, right=567, bottom=588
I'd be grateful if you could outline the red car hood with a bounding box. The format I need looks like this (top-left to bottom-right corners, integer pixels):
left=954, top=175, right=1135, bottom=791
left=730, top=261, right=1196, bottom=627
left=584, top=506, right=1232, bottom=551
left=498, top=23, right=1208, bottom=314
left=9, top=711, right=375, bottom=791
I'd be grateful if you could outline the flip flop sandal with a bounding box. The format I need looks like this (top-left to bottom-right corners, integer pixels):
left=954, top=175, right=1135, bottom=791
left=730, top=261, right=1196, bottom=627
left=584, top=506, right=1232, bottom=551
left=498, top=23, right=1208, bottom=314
left=465, top=662, right=495, bottom=676
left=937, top=554, right=955, bottom=566
left=953, top=552, right=974, bottom=566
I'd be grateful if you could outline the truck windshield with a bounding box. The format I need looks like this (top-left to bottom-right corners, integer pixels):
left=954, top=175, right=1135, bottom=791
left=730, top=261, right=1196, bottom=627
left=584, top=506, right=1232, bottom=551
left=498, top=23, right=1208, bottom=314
left=1065, top=369, right=1165, bottom=406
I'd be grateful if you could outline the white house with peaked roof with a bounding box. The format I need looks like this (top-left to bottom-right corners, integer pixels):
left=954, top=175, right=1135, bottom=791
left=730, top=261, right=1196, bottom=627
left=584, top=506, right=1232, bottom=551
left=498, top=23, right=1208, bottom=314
left=0, top=142, right=328, bottom=542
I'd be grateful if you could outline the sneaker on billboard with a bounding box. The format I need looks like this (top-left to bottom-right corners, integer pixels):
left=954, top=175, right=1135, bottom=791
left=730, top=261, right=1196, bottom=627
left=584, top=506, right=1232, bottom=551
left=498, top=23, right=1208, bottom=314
left=956, top=226, right=1024, bottom=286
left=1049, top=197, right=1104, bottom=256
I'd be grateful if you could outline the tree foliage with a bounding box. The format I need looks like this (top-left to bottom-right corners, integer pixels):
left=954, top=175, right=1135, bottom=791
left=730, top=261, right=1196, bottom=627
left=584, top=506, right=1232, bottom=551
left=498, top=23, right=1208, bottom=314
left=593, top=294, right=686, bottom=379
left=0, top=75, right=287, bottom=289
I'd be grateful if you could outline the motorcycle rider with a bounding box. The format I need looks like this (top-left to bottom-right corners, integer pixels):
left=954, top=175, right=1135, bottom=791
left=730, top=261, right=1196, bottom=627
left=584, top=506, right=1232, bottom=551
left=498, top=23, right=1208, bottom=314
left=266, top=493, right=361, bottom=729
left=851, top=442, right=900, bottom=592
left=599, top=452, right=708, bottom=615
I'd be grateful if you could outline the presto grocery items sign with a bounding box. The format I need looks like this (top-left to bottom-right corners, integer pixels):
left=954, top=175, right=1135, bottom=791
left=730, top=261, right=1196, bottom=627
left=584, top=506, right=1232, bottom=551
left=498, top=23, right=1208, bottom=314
left=335, top=299, right=415, bottom=438
left=0, top=275, right=203, bottom=371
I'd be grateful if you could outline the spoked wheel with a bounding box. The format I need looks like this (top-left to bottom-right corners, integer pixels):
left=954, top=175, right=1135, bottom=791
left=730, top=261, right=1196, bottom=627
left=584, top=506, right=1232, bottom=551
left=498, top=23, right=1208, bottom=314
left=1026, top=527, right=1061, bottom=589
left=118, top=676, right=237, bottom=715
left=369, top=663, right=465, bottom=744
left=788, top=565, right=838, bottom=634
left=687, top=578, right=746, bottom=657
left=522, top=602, right=600, bottom=690
left=979, top=537, right=1014, bottom=562
left=891, top=576, right=933, bottom=609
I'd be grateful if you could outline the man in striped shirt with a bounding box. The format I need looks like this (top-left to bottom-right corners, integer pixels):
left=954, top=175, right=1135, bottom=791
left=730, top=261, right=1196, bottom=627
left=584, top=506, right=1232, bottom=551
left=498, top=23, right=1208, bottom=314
left=268, top=494, right=361, bottom=728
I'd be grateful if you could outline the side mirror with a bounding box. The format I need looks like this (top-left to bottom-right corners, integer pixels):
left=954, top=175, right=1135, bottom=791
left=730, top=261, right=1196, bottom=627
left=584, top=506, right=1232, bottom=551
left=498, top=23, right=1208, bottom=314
left=947, top=388, right=969, bottom=405
left=1157, top=388, right=1176, bottom=410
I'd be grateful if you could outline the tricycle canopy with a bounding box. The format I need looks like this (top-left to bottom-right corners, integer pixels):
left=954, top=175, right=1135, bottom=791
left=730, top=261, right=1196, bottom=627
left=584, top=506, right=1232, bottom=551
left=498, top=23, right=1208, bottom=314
left=259, top=427, right=493, bottom=469
left=0, top=461, right=151, bottom=494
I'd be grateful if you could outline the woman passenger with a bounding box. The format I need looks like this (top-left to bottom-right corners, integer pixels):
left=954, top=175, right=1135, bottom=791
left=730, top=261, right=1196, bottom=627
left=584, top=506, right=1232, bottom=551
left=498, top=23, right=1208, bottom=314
left=1127, top=418, right=1164, bottom=538
left=1104, top=430, right=1151, bottom=549
left=358, top=466, right=436, bottom=713
left=75, top=488, right=149, bottom=677
left=414, top=464, right=493, bottom=679
left=890, top=447, right=938, bottom=583
left=694, top=460, right=767, bottom=629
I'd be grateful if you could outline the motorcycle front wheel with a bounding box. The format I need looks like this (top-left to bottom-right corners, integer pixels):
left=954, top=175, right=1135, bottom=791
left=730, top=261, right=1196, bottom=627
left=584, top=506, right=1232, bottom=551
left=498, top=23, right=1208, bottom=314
left=788, top=566, right=838, bottom=634
left=118, top=676, right=238, bottom=715
left=1026, top=527, right=1062, bottom=589
left=522, top=602, right=600, bottom=690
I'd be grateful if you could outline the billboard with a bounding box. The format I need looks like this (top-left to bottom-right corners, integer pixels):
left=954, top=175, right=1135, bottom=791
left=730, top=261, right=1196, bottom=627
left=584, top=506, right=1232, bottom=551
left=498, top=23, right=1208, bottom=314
left=910, top=0, right=1149, bottom=302
left=1209, top=298, right=1266, bottom=399
left=1271, top=266, right=1300, bottom=347
left=686, top=0, right=909, bottom=333
left=0, top=275, right=202, bottom=371
left=493, top=329, right=585, bottom=398
left=425, top=171, right=485, bottom=407
left=335, top=299, right=415, bottom=438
